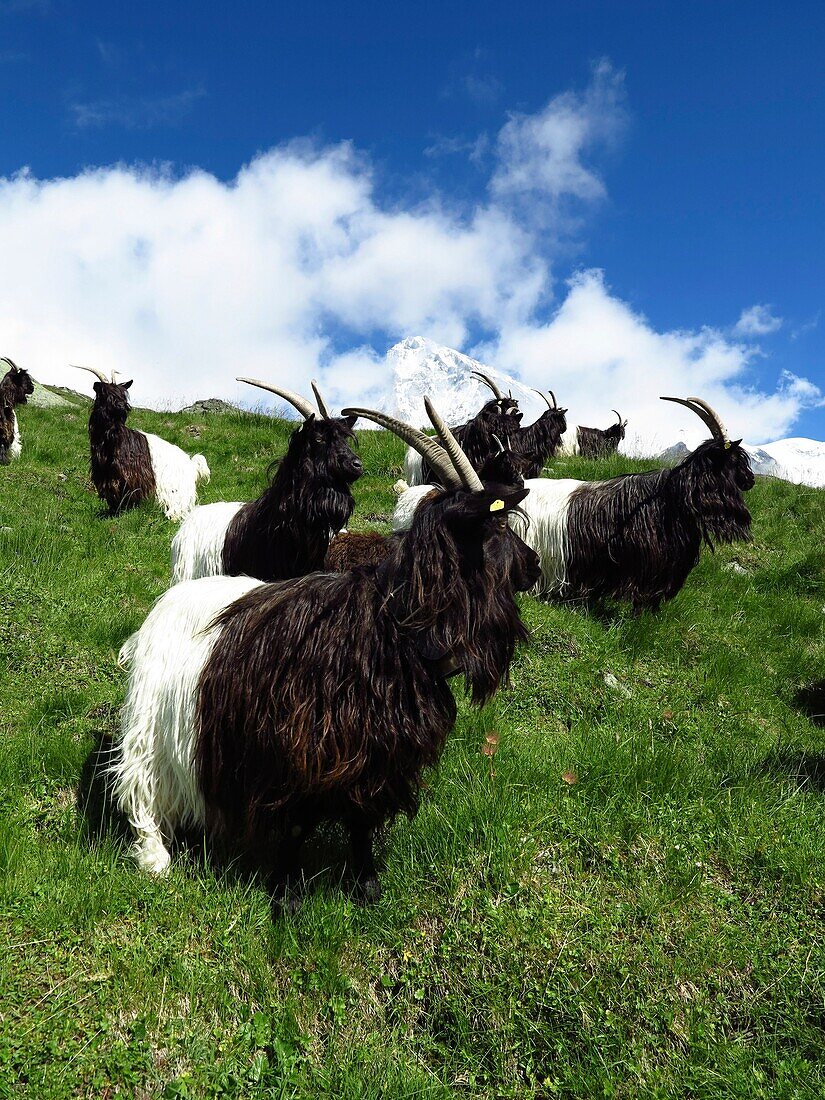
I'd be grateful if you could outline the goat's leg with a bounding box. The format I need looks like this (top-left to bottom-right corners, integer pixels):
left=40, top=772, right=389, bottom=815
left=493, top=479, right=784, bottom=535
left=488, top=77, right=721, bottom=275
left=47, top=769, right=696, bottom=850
left=267, top=809, right=319, bottom=915
left=348, top=816, right=381, bottom=904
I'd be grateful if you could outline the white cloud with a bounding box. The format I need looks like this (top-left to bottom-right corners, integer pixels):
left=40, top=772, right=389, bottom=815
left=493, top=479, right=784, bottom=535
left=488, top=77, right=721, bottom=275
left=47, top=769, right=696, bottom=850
left=70, top=87, right=206, bottom=130
left=0, top=65, right=818, bottom=447
left=734, top=303, right=783, bottom=337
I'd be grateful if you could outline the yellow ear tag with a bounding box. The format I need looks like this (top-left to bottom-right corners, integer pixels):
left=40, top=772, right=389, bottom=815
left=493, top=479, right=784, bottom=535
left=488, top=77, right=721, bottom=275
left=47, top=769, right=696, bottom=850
left=725, top=440, right=732, bottom=450
left=489, top=499, right=505, bottom=512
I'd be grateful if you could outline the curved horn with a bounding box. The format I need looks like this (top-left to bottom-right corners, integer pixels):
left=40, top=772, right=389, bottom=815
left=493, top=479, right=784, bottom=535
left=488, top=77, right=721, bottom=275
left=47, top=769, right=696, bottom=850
left=424, top=397, right=484, bottom=492
left=534, top=388, right=558, bottom=410
left=660, top=396, right=728, bottom=443
left=237, top=377, right=318, bottom=421
left=340, top=406, right=461, bottom=488
left=310, top=379, right=331, bottom=419
left=0, top=357, right=20, bottom=372
left=470, top=370, right=504, bottom=400
left=491, top=433, right=506, bottom=454
left=612, top=409, right=622, bottom=424
left=70, top=364, right=109, bottom=385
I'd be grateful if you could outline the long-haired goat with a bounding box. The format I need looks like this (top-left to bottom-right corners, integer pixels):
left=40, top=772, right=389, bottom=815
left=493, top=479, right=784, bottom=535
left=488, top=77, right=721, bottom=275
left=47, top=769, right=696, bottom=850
left=394, top=397, right=754, bottom=612
left=0, top=357, right=34, bottom=464
left=325, top=432, right=532, bottom=573
left=576, top=409, right=628, bottom=458
left=72, top=366, right=210, bottom=520
left=171, top=379, right=362, bottom=584
left=404, top=371, right=522, bottom=486
left=113, top=399, right=539, bottom=908
left=511, top=389, right=568, bottom=477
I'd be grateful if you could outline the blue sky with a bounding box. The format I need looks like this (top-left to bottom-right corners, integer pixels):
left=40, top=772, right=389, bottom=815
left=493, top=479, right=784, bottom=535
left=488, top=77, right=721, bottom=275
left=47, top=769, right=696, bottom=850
left=1, top=0, right=823, bottom=441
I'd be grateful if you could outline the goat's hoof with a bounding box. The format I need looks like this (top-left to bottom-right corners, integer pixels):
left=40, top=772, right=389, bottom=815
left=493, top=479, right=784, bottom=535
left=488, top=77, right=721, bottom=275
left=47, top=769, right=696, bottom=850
left=354, top=876, right=382, bottom=905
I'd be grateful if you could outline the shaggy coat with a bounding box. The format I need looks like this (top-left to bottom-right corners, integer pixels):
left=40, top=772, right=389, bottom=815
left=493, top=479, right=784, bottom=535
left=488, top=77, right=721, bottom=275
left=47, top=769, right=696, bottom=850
left=405, top=397, right=522, bottom=486
left=87, top=380, right=209, bottom=519
left=394, top=439, right=754, bottom=611
left=113, top=483, right=539, bottom=903
left=512, top=405, right=567, bottom=477
left=576, top=417, right=627, bottom=459
left=325, top=443, right=530, bottom=574
left=0, top=362, right=33, bottom=464
left=171, top=415, right=362, bottom=583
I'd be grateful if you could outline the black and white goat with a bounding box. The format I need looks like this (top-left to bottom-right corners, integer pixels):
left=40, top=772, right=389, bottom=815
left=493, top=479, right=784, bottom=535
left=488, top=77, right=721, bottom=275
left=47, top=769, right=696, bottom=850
left=0, top=357, right=34, bottom=464
left=404, top=371, right=521, bottom=485
left=511, top=390, right=568, bottom=477
left=395, top=397, right=754, bottom=611
left=171, top=379, right=362, bottom=583
left=73, top=366, right=210, bottom=520
left=576, top=409, right=628, bottom=458
left=113, top=399, right=539, bottom=907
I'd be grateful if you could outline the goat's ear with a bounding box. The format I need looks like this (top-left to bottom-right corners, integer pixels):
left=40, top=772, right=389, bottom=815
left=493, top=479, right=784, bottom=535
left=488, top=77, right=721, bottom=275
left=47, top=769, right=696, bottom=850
left=93, top=381, right=103, bottom=394
left=341, top=413, right=358, bottom=429
left=123, top=379, right=134, bottom=390
left=444, top=486, right=530, bottom=528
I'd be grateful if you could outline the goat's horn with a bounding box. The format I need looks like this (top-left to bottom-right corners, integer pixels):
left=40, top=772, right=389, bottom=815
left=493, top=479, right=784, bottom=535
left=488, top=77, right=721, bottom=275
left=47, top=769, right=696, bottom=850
left=491, top=433, right=506, bottom=454
left=237, top=378, right=318, bottom=421
left=534, top=389, right=554, bottom=410
left=612, top=409, right=622, bottom=423
left=340, top=406, right=461, bottom=488
left=70, top=364, right=109, bottom=385
left=424, top=397, right=484, bottom=492
left=0, top=357, right=20, bottom=371
left=660, top=396, right=728, bottom=443
left=471, top=370, right=504, bottom=400
left=310, top=380, right=331, bottom=419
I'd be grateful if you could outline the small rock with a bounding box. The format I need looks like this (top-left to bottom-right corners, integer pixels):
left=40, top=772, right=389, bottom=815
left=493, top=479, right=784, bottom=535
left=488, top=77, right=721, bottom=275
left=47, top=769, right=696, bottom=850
left=723, top=562, right=748, bottom=575
left=603, top=671, right=631, bottom=698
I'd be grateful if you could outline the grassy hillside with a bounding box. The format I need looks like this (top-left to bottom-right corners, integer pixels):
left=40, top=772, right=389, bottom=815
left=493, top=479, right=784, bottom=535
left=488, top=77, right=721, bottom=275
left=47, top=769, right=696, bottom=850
left=1, top=399, right=824, bottom=1099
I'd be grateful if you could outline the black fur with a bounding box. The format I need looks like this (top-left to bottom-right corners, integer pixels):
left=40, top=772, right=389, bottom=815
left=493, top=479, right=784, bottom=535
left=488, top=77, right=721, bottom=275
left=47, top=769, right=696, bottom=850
left=221, top=414, right=362, bottom=581
left=565, top=439, right=754, bottom=610
left=420, top=398, right=522, bottom=483
left=576, top=419, right=626, bottom=459
left=512, top=405, right=568, bottom=476
left=0, top=362, right=33, bottom=464
left=195, top=483, right=540, bottom=904
left=87, top=380, right=157, bottom=513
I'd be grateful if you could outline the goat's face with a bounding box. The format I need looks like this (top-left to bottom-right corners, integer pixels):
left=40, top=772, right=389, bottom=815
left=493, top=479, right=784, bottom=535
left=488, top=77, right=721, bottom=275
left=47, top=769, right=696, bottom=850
left=4, top=366, right=34, bottom=405
left=440, top=485, right=541, bottom=593
left=92, top=379, right=133, bottom=424
left=297, top=414, right=363, bottom=484
left=477, top=446, right=532, bottom=486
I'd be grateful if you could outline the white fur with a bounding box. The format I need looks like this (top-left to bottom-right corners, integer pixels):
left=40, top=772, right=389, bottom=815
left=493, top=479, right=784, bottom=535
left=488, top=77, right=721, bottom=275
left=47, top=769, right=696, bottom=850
left=170, top=501, right=245, bottom=583
left=142, top=432, right=210, bottom=522
left=114, top=574, right=263, bottom=872
left=391, top=477, right=583, bottom=596
left=404, top=447, right=426, bottom=486
left=9, top=411, right=22, bottom=460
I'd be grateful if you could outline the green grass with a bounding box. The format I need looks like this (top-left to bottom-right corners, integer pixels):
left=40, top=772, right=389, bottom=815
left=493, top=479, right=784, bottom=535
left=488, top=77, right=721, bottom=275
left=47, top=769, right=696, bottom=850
left=1, top=400, right=824, bottom=1098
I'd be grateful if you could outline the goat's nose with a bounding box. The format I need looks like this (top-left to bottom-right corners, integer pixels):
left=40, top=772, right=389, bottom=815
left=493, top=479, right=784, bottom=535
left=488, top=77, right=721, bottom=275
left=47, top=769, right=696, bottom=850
left=352, top=457, right=363, bottom=471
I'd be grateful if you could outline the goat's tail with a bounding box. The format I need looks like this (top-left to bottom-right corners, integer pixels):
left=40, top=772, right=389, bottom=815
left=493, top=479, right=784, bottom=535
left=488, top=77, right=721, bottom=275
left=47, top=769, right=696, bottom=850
left=191, top=454, right=211, bottom=484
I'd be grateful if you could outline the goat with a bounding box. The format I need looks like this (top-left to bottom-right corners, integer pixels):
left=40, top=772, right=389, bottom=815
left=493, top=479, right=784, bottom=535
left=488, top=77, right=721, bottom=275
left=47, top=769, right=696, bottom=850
left=112, top=398, right=540, bottom=909
left=394, top=397, right=754, bottom=612
left=0, top=358, right=34, bottom=464
left=404, top=370, right=521, bottom=486
left=72, top=366, right=210, bottom=520
left=511, top=390, right=568, bottom=477
left=325, top=432, right=533, bottom=574
left=170, top=379, right=362, bottom=583
left=576, top=409, right=628, bottom=458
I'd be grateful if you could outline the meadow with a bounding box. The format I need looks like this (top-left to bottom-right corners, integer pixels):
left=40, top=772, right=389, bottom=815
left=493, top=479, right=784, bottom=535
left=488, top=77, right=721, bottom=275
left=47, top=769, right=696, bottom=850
left=1, top=394, right=824, bottom=1099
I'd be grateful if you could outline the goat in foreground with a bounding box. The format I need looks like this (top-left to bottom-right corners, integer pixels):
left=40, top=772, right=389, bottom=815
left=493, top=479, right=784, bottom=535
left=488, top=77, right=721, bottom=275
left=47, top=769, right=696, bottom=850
left=0, top=358, right=34, bottom=464
left=394, top=397, right=754, bottom=611
left=113, top=398, right=539, bottom=908
left=171, top=379, right=361, bottom=583
left=576, top=409, right=628, bottom=458
left=72, top=366, right=210, bottom=520
left=404, top=370, right=521, bottom=485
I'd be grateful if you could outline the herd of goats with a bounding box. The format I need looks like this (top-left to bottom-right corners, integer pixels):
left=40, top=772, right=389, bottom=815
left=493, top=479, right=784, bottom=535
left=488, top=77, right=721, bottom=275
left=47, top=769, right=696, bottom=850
left=1, top=355, right=756, bottom=910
